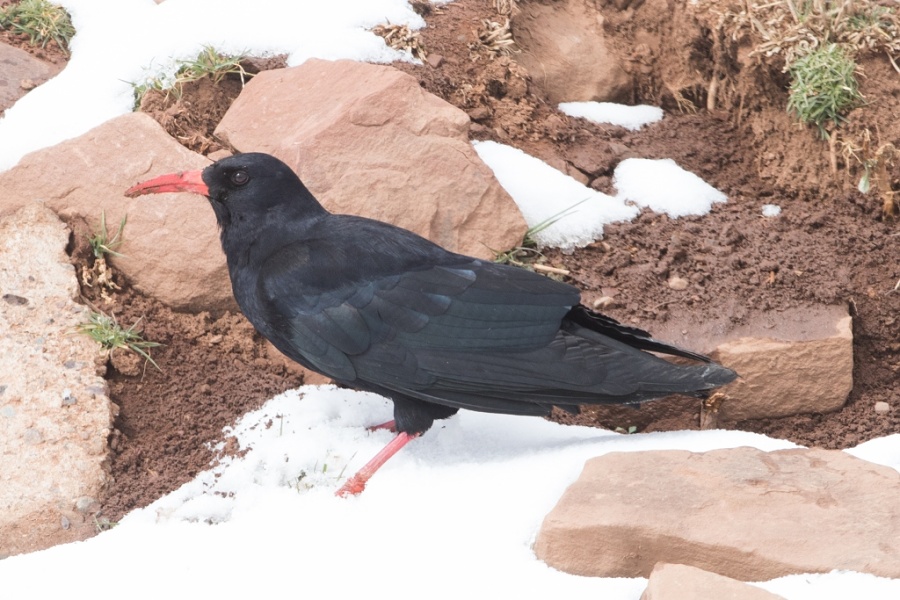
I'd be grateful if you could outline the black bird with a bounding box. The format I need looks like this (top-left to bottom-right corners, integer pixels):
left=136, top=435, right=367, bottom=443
left=126, top=152, right=737, bottom=496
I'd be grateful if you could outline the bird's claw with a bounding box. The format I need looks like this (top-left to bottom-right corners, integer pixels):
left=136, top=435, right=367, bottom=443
left=367, top=419, right=396, bottom=433
left=335, top=476, right=366, bottom=497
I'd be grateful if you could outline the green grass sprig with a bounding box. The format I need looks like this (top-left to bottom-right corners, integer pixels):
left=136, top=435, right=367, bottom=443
left=787, top=43, right=862, bottom=138
left=0, top=0, right=75, bottom=55
left=77, top=312, right=162, bottom=371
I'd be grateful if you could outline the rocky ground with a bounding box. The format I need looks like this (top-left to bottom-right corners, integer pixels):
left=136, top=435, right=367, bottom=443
left=2, top=0, right=899, bottom=535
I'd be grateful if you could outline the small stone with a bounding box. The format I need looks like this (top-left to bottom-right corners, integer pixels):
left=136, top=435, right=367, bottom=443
left=60, top=515, right=70, bottom=530
left=2, top=294, right=28, bottom=306
left=87, top=384, right=106, bottom=397
left=208, top=334, right=224, bottom=345
left=667, top=276, right=689, bottom=291
left=20, top=78, right=36, bottom=90
left=762, top=204, right=781, bottom=217
left=874, top=401, right=891, bottom=414
left=23, top=428, right=43, bottom=445
left=467, top=106, right=491, bottom=121
left=74, top=496, right=98, bottom=514
left=426, top=53, right=444, bottom=68
left=61, top=389, right=77, bottom=406
left=592, top=296, right=617, bottom=309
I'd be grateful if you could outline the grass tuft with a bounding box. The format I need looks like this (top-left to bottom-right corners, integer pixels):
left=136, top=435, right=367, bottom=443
left=132, top=45, right=250, bottom=109
left=89, top=211, right=127, bottom=259
left=0, top=0, right=75, bottom=55
left=77, top=311, right=162, bottom=371
left=698, top=0, right=898, bottom=135
left=787, top=43, right=862, bottom=137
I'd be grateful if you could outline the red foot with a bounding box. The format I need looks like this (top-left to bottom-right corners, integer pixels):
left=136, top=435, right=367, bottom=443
left=335, top=431, right=419, bottom=497
left=335, top=475, right=367, bottom=497
left=367, top=419, right=396, bottom=432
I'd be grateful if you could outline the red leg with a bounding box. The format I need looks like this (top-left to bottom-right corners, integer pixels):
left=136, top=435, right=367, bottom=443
left=335, top=432, right=419, bottom=497
left=367, top=419, right=396, bottom=432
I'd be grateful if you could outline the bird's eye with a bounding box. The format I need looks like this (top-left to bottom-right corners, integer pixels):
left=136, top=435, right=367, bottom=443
left=230, top=170, right=249, bottom=186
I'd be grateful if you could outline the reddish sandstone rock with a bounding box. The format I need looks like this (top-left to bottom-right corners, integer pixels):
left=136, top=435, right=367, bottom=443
left=0, top=204, right=113, bottom=557
left=535, top=447, right=900, bottom=580
left=641, top=563, right=786, bottom=600
left=215, top=58, right=527, bottom=259
left=0, top=112, right=227, bottom=311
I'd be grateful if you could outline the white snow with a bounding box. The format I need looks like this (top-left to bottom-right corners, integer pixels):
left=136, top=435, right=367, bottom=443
left=762, top=203, right=782, bottom=217
left=2, top=385, right=899, bottom=599
left=474, top=142, right=727, bottom=249
left=472, top=140, right=639, bottom=250
left=2, top=2, right=899, bottom=599
left=559, top=101, right=664, bottom=130
left=613, top=157, right=727, bottom=218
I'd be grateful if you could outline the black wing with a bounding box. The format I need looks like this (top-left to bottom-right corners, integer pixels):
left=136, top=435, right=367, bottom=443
left=255, top=216, right=731, bottom=416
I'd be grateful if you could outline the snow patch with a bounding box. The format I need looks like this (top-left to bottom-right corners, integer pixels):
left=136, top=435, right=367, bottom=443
left=559, top=101, right=664, bottom=130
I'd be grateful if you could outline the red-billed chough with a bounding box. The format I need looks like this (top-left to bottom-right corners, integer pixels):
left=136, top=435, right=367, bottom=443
left=125, top=152, right=737, bottom=496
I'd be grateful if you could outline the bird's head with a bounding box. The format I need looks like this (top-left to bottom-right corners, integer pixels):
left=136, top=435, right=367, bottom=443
left=125, top=152, right=327, bottom=229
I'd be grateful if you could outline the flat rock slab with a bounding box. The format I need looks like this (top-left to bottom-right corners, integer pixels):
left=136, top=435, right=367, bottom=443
left=215, top=58, right=527, bottom=260
left=0, top=204, right=113, bottom=557
left=0, top=41, right=62, bottom=114
left=0, top=112, right=225, bottom=311
left=534, top=446, right=900, bottom=581
left=590, top=304, right=853, bottom=428
left=712, top=305, right=853, bottom=421
left=641, top=563, right=786, bottom=600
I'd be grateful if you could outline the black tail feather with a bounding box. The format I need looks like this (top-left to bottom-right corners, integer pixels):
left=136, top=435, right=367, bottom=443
left=566, top=305, right=714, bottom=363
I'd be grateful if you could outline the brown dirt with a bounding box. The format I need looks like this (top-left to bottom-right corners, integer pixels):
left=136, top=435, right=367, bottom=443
left=14, top=0, right=900, bottom=523
left=0, top=27, right=68, bottom=66
left=68, top=220, right=304, bottom=522
left=137, top=56, right=288, bottom=156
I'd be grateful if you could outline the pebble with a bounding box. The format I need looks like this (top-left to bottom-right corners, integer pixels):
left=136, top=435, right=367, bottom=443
left=74, top=496, right=98, bottom=514
left=874, top=401, right=891, bottom=414
left=592, top=296, right=617, bottom=309
left=61, top=389, right=77, bottom=406
left=667, top=276, right=689, bottom=291
left=2, top=293, right=28, bottom=306
left=23, top=428, right=43, bottom=445
left=762, top=204, right=782, bottom=217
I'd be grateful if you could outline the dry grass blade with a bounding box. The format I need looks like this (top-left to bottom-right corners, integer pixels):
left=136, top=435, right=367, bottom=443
left=495, top=0, right=519, bottom=17
left=703, top=0, right=900, bottom=68
left=372, top=23, right=427, bottom=60
left=478, top=18, right=517, bottom=57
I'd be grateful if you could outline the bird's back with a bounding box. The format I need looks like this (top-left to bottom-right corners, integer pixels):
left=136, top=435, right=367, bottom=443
left=235, top=212, right=735, bottom=426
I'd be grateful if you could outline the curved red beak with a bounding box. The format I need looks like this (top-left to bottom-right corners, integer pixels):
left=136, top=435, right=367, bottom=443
left=125, top=169, right=209, bottom=198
